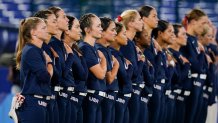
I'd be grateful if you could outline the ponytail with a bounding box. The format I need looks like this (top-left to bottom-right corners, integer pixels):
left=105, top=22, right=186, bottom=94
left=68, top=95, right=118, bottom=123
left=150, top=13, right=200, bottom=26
left=16, top=19, right=26, bottom=69
left=72, top=43, right=83, bottom=55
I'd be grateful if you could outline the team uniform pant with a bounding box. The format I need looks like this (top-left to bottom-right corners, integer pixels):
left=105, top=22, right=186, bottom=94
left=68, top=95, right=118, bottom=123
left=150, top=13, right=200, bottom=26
left=47, top=91, right=59, bottom=123
left=69, top=92, right=86, bottom=123
left=17, top=95, right=50, bottom=123
left=83, top=93, right=104, bottom=123
left=195, top=88, right=210, bottom=123
left=114, top=93, right=131, bottom=123
left=185, top=80, right=203, bottom=123
left=139, top=95, right=150, bottom=123
left=159, top=89, right=167, bottom=123
left=175, top=91, right=187, bottom=123
left=148, top=84, right=162, bottom=123
left=128, top=85, right=142, bottom=123
left=57, top=91, right=72, bottom=123
left=102, top=91, right=117, bottom=123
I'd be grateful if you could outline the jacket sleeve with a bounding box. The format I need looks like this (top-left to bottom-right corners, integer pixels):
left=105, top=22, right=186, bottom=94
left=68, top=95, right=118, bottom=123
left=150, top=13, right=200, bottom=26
left=63, top=53, right=75, bottom=78
left=72, top=56, right=88, bottom=81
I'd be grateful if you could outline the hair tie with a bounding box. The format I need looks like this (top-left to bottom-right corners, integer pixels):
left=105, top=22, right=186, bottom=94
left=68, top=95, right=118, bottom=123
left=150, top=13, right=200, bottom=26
left=117, top=15, right=122, bottom=22
left=182, top=15, right=189, bottom=30
left=21, top=19, right=26, bottom=25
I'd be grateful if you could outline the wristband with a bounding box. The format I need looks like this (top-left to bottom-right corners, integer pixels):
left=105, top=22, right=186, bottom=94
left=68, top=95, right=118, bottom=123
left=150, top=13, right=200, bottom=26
left=141, top=55, right=145, bottom=58
left=169, top=60, right=175, bottom=66
left=47, top=62, right=53, bottom=66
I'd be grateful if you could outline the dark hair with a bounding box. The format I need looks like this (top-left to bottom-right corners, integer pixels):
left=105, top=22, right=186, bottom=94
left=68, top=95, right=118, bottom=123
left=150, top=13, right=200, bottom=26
left=62, top=15, right=82, bottom=54
left=134, top=31, right=143, bottom=46
left=33, top=9, right=54, bottom=21
left=173, top=24, right=183, bottom=37
left=100, top=17, right=113, bottom=31
left=61, top=15, right=75, bottom=40
left=134, top=31, right=150, bottom=48
left=67, top=16, right=76, bottom=30
left=134, top=31, right=141, bottom=41
left=79, top=13, right=97, bottom=35
left=115, top=22, right=124, bottom=34
left=138, top=5, right=154, bottom=17
left=182, top=8, right=207, bottom=29
left=48, top=6, right=62, bottom=18
left=152, top=20, right=170, bottom=39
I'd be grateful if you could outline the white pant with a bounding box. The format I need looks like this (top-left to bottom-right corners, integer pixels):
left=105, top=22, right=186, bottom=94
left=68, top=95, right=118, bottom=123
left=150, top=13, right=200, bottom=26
left=206, top=102, right=218, bottom=123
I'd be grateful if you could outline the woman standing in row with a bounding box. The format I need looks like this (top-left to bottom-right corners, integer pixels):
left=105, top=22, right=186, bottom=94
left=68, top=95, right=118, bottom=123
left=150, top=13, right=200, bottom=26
left=79, top=13, right=107, bottom=123
left=152, top=20, right=176, bottom=123
left=180, top=9, right=209, bottom=123
left=197, top=25, right=216, bottom=123
left=16, top=17, right=53, bottom=123
left=110, top=22, right=133, bottom=123
left=96, top=17, right=119, bottom=123
left=119, top=9, right=144, bottom=123
left=168, top=24, right=191, bottom=123
left=62, top=15, right=88, bottom=123
left=138, top=6, right=163, bottom=123
left=33, top=9, right=60, bottom=123
left=48, top=6, right=74, bottom=123
left=134, top=29, right=155, bottom=123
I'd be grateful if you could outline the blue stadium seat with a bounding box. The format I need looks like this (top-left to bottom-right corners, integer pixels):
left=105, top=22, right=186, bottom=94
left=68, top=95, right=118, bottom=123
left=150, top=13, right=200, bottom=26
left=13, top=0, right=31, bottom=4
left=178, top=1, right=194, bottom=8
left=0, top=17, right=10, bottom=23
left=3, top=3, right=19, bottom=11
left=2, top=0, right=14, bottom=2
left=13, top=11, right=26, bottom=19
left=0, top=10, right=3, bottom=18
left=17, top=4, right=31, bottom=11
left=0, top=0, right=218, bottom=56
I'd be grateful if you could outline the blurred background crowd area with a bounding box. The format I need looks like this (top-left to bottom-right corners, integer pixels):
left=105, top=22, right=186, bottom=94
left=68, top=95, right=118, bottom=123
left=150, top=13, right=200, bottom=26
left=0, top=0, right=218, bottom=122
left=0, top=0, right=218, bottom=63
left=0, top=0, right=218, bottom=60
